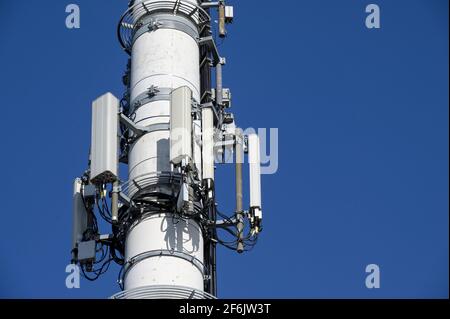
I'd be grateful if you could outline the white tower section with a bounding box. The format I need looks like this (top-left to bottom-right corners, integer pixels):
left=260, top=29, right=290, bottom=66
left=123, top=0, right=205, bottom=293
left=72, top=0, right=263, bottom=300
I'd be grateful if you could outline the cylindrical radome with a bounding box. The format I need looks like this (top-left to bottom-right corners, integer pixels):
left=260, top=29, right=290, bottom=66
left=248, top=134, right=262, bottom=209
left=124, top=0, right=205, bottom=293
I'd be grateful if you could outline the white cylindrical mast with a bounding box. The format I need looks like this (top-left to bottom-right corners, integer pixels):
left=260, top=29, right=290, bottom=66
left=124, top=0, right=205, bottom=293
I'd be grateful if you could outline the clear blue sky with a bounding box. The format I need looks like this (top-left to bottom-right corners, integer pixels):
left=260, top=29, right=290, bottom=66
left=0, top=0, right=448, bottom=298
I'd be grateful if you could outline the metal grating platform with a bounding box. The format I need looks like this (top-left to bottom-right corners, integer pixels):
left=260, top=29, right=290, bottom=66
left=121, top=171, right=182, bottom=199
left=118, top=0, right=211, bottom=53
left=111, top=285, right=216, bottom=299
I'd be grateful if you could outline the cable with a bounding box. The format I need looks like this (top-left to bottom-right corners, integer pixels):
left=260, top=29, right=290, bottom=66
left=94, top=244, right=108, bottom=265
left=97, top=196, right=113, bottom=224
left=80, top=187, right=99, bottom=234
left=81, top=257, right=113, bottom=281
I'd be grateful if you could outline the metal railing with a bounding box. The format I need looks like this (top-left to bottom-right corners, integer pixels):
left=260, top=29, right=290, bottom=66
left=121, top=171, right=182, bottom=199
left=118, top=0, right=210, bottom=53
left=111, top=284, right=216, bottom=299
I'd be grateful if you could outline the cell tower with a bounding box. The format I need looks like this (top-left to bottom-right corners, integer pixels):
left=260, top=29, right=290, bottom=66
left=71, top=0, right=262, bottom=299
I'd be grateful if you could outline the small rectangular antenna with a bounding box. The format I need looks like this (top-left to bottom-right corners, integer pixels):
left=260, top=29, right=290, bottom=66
left=90, top=93, right=119, bottom=184
left=202, top=107, right=215, bottom=181
left=170, top=86, right=193, bottom=165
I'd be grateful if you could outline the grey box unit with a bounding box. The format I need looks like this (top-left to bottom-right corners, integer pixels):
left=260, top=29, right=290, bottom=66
left=90, top=93, right=119, bottom=184
left=83, top=184, right=96, bottom=199
left=211, top=88, right=232, bottom=108
left=77, top=240, right=97, bottom=264
left=225, top=6, right=234, bottom=23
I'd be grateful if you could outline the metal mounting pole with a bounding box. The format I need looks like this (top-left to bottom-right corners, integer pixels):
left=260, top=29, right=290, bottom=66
left=235, top=129, right=244, bottom=253
left=218, top=1, right=226, bottom=38
left=111, top=180, right=119, bottom=223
